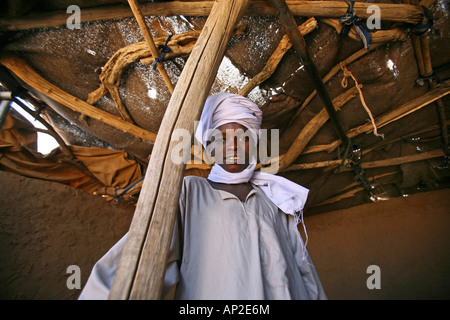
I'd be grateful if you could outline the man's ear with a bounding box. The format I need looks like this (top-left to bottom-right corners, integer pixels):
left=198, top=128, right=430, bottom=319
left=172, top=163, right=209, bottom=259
left=210, top=144, right=215, bottom=157
left=205, top=140, right=215, bottom=157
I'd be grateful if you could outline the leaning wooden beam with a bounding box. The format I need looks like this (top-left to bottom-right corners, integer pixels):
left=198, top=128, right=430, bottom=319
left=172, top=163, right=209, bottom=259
left=0, top=1, right=424, bottom=31
left=0, top=54, right=157, bottom=142
left=238, top=17, right=317, bottom=97
left=108, top=0, right=251, bottom=300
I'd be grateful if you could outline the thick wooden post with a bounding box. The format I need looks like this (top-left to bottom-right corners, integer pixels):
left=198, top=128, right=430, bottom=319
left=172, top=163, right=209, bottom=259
left=269, top=0, right=350, bottom=170
left=108, top=0, right=250, bottom=300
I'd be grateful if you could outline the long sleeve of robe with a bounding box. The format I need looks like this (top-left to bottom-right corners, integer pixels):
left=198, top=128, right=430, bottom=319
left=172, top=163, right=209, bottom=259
left=79, top=176, right=327, bottom=300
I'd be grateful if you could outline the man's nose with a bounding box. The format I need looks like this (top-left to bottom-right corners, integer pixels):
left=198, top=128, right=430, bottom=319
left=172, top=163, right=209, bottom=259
left=225, top=138, right=237, bottom=151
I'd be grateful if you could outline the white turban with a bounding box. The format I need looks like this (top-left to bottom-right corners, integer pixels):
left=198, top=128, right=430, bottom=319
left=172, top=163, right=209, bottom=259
left=194, top=92, right=262, bottom=147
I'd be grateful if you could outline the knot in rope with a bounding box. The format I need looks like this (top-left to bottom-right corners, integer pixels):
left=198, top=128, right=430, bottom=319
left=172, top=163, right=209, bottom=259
left=153, top=34, right=173, bottom=70
left=339, top=141, right=379, bottom=199
left=410, top=6, right=439, bottom=37
left=416, top=69, right=444, bottom=86
left=339, top=0, right=371, bottom=50
left=340, top=63, right=384, bottom=139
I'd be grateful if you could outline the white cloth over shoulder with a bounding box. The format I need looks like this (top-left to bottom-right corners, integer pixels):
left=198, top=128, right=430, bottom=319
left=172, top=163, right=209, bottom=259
left=208, top=164, right=309, bottom=216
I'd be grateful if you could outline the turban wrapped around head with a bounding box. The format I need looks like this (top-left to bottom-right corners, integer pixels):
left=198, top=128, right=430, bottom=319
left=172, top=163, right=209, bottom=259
left=195, top=93, right=262, bottom=148
left=194, top=92, right=309, bottom=212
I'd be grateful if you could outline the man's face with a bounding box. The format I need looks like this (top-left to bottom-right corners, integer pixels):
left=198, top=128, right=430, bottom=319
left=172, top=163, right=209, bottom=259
left=211, top=122, right=252, bottom=173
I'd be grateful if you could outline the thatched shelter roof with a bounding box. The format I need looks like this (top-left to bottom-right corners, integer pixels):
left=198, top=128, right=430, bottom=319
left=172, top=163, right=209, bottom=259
left=1, top=0, right=449, bottom=218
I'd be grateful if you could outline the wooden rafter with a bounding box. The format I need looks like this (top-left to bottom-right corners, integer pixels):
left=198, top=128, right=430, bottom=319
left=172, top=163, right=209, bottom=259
left=322, top=19, right=408, bottom=44
left=287, top=43, right=383, bottom=128
left=270, top=0, right=351, bottom=169
left=87, top=26, right=246, bottom=121
left=11, top=95, right=105, bottom=185
left=0, top=1, right=424, bottom=32
left=310, top=171, right=400, bottom=207
left=278, top=85, right=360, bottom=171
left=285, top=149, right=445, bottom=171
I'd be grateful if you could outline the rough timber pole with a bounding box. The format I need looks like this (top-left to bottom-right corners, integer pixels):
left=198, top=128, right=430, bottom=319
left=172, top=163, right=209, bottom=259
left=108, top=0, right=251, bottom=300
left=269, top=0, right=350, bottom=170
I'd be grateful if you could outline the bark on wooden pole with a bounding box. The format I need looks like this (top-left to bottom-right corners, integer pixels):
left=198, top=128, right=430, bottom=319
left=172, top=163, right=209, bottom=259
left=108, top=0, right=251, bottom=300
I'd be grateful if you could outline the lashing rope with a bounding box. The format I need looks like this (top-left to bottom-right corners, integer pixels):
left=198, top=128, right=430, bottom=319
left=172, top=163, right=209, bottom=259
left=410, top=6, right=439, bottom=37
left=340, top=62, right=384, bottom=139
left=114, top=176, right=144, bottom=202
left=339, top=0, right=371, bottom=50
left=153, top=34, right=173, bottom=70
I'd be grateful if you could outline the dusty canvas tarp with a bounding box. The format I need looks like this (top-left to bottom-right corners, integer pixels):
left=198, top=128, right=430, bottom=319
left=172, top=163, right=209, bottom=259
left=0, top=113, right=143, bottom=195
